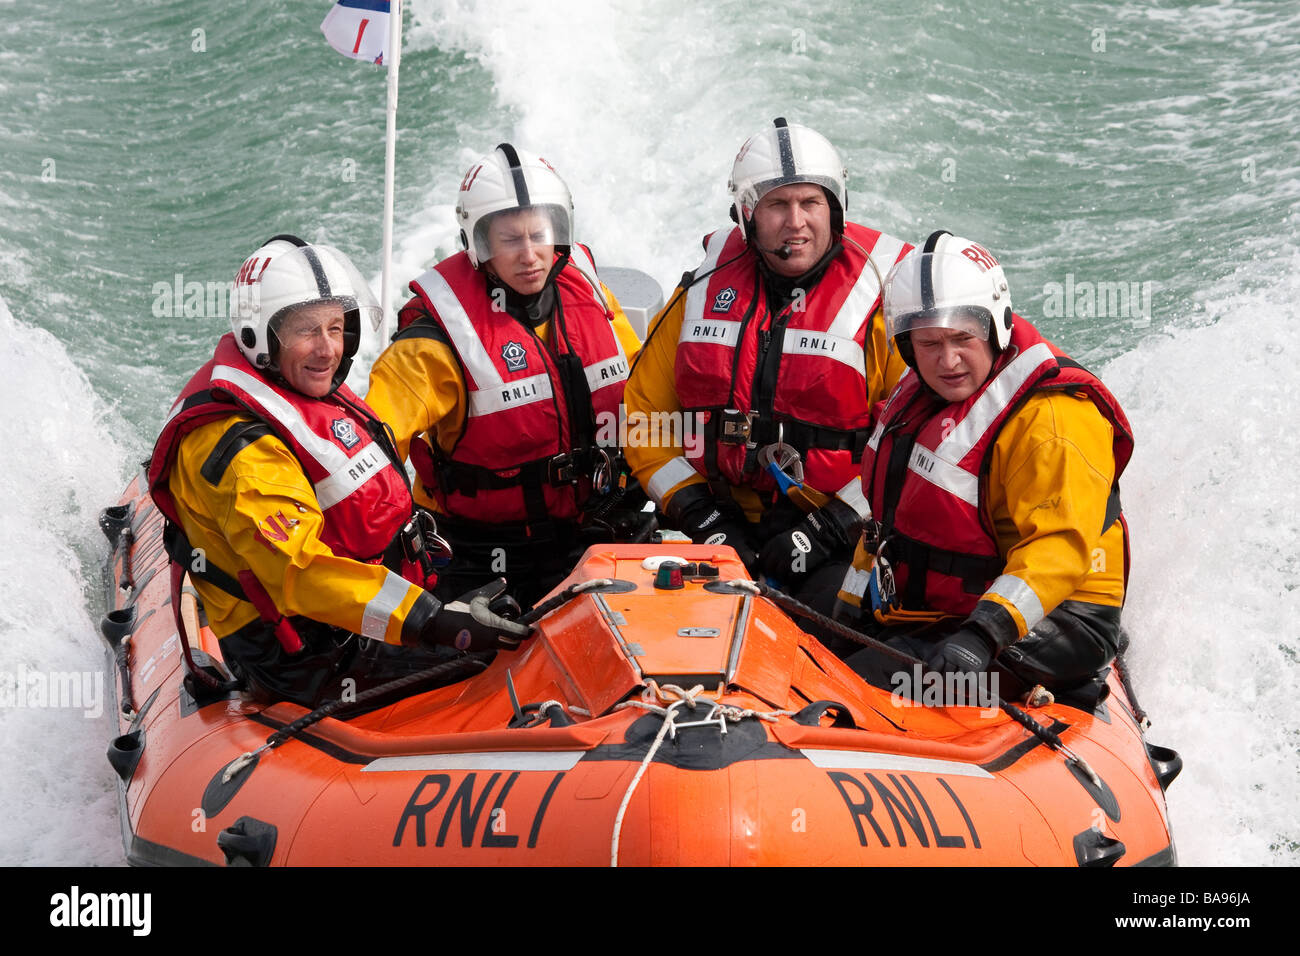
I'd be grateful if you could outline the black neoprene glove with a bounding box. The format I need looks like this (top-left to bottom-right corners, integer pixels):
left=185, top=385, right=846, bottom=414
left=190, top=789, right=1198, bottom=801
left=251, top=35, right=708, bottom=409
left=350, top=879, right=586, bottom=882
left=923, top=625, right=997, bottom=676
left=757, top=498, right=862, bottom=589
left=670, top=488, right=758, bottom=573
left=423, top=579, right=534, bottom=652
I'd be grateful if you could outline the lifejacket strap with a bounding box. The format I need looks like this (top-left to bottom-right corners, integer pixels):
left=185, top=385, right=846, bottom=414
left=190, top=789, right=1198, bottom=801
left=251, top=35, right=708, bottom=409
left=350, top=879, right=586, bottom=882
left=163, top=521, right=247, bottom=602
left=200, top=420, right=276, bottom=486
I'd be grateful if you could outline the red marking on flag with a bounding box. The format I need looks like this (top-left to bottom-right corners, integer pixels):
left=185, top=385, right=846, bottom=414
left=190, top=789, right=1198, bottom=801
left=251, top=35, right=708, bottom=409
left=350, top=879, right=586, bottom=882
left=353, top=18, right=370, bottom=54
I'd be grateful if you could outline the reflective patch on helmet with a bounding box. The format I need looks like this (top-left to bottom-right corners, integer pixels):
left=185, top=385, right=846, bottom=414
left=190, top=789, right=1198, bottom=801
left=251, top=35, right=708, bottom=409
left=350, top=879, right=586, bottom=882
left=712, top=287, right=738, bottom=314
left=705, top=532, right=729, bottom=545
left=791, top=531, right=812, bottom=554
left=502, top=341, right=528, bottom=372
left=331, top=418, right=360, bottom=449
left=454, top=628, right=472, bottom=650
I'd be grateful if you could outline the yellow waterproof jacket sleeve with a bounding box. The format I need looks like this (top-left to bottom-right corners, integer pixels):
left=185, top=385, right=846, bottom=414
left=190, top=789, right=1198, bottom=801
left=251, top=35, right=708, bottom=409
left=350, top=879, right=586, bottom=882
left=977, top=389, right=1125, bottom=640
left=168, top=416, right=428, bottom=645
left=366, top=281, right=641, bottom=512
left=623, top=279, right=902, bottom=520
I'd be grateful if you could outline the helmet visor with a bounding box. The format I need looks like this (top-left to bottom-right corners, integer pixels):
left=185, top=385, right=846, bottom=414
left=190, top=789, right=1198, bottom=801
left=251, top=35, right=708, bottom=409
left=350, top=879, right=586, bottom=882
left=472, top=205, right=572, bottom=266
left=886, top=305, right=992, bottom=342
left=752, top=173, right=844, bottom=209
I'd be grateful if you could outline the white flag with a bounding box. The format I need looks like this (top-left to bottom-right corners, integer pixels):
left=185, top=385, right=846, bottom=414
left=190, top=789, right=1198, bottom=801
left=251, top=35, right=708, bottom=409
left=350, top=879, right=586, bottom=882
left=321, top=0, right=390, bottom=65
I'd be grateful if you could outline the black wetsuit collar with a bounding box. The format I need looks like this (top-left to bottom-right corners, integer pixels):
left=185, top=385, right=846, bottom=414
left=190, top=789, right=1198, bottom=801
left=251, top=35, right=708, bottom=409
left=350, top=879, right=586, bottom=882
left=758, top=237, right=843, bottom=306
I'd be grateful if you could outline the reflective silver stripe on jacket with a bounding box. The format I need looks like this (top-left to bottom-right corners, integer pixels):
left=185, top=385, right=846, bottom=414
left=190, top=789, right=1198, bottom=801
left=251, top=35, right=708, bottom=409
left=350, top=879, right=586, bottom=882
left=906, top=439, right=979, bottom=507
left=781, top=330, right=864, bottom=376
left=836, top=476, right=872, bottom=522
left=840, top=565, right=870, bottom=599
left=646, top=455, right=699, bottom=505
left=984, top=573, right=1045, bottom=631
left=584, top=354, right=630, bottom=395
left=361, top=570, right=413, bottom=642
left=567, top=244, right=610, bottom=312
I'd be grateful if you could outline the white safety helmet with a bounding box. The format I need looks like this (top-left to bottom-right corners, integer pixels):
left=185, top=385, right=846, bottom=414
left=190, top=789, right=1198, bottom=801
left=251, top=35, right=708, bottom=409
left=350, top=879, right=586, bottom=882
left=883, top=230, right=1014, bottom=366
left=230, top=235, right=381, bottom=387
left=455, top=144, right=574, bottom=268
left=728, top=117, right=848, bottom=240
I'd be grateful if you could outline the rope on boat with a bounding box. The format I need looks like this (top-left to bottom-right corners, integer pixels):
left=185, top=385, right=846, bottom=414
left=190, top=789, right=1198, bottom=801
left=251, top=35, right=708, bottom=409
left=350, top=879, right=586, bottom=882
left=609, top=686, right=700, bottom=867
left=520, top=578, right=614, bottom=626
left=608, top=682, right=798, bottom=866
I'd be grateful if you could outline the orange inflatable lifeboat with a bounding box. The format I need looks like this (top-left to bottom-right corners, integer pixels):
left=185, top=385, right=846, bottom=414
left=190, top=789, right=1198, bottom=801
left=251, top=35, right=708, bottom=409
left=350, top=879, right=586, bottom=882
left=99, top=474, right=1179, bottom=866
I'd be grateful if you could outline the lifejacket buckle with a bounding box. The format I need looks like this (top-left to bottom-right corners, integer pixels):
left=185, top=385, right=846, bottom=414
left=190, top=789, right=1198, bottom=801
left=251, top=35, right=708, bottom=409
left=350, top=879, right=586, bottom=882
left=756, top=439, right=804, bottom=491
left=867, top=546, right=898, bottom=615
left=591, top=448, right=614, bottom=495
left=401, top=510, right=453, bottom=575
left=719, top=408, right=755, bottom=446
left=547, top=452, right=578, bottom=485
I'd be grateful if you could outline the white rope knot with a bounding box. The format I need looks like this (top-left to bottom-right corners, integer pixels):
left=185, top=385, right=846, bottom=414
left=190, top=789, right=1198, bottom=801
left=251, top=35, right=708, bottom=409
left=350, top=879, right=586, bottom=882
left=657, top=683, right=706, bottom=709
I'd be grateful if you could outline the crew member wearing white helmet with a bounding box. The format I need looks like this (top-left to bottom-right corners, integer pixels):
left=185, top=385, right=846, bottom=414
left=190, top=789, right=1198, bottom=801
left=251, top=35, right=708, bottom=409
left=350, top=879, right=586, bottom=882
left=367, top=145, right=642, bottom=609
left=623, top=118, right=912, bottom=603
left=836, top=230, right=1133, bottom=704
left=149, top=235, right=531, bottom=708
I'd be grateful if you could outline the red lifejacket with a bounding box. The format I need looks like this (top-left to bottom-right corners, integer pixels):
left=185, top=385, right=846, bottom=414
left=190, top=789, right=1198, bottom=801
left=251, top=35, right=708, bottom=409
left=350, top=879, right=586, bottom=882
left=149, top=334, right=415, bottom=561
left=673, top=222, right=911, bottom=504
left=148, top=335, right=430, bottom=654
left=861, top=317, right=1134, bottom=616
left=402, top=246, right=629, bottom=524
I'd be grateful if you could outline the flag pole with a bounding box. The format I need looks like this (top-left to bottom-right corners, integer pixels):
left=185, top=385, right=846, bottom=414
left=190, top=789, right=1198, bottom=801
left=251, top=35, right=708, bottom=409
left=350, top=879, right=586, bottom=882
left=379, top=0, right=402, bottom=347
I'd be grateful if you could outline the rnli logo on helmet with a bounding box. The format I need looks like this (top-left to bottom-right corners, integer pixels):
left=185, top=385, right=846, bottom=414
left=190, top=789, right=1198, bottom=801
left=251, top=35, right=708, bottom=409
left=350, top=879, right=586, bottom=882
left=502, top=341, right=528, bottom=372
left=712, top=287, right=738, bottom=314
left=331, top=418, right=360, bottom=449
